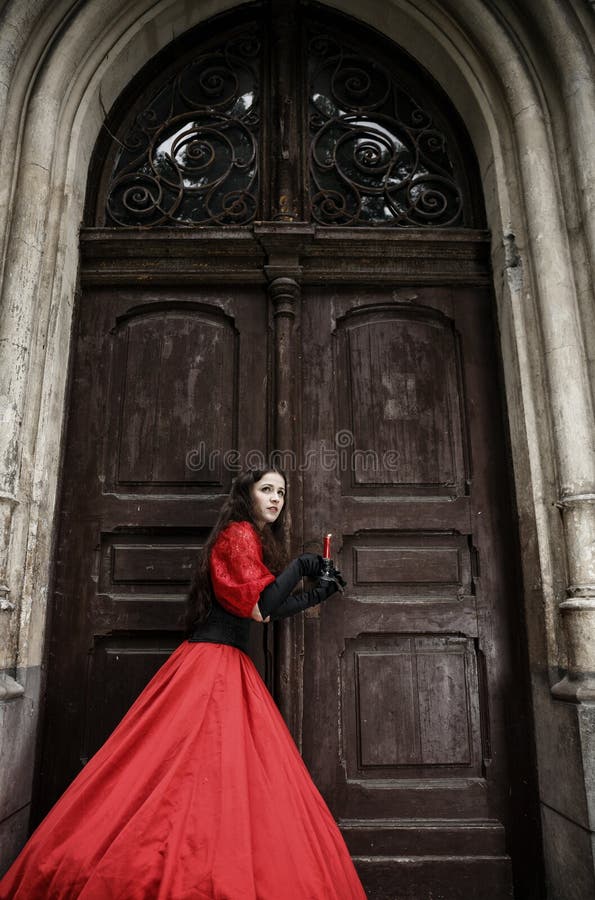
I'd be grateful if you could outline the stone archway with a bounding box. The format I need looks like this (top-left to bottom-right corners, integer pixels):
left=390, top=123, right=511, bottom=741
left=0, top=1, right=593, bottom=896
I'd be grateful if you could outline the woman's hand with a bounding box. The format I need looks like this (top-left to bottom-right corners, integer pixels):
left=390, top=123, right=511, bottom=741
left=251, top=603, right=270, bottom=623
left=298, top=553, right=324, bottom=578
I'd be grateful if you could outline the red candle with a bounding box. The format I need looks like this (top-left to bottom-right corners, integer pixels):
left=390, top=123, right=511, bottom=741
left=323, top=533, right=332, bottom=559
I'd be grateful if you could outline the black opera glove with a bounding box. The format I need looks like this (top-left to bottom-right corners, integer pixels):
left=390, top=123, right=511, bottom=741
left=257, top=553, right=324, bottom=620
left=298, top=553, right=325, bottom=578
left=268, top=577, right=341, bottom=621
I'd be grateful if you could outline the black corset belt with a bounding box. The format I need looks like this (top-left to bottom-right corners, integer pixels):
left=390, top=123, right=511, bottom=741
left=188, top=598, right=251, bottom=654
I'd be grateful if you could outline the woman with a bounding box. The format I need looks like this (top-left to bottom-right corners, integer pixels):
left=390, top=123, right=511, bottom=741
left=0, top=467, right=366, bottom=899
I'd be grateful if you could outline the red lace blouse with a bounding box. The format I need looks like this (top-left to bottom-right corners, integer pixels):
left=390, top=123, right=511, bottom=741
left=209, top=521, right=275, bottom=617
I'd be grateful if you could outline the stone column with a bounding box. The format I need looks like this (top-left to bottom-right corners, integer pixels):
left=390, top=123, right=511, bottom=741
left=438, top=0, right=595, bottom=701
left=513, top=0, right=595, bottom=701
left=552, top=495, right=595, bottom=700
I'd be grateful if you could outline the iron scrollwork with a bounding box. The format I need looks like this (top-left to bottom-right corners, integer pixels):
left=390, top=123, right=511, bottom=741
left=105, top=26, right=261, bottom=227
left=308, top=31, right=463, bottom=227
left=102, top=14, right=469, bottom=230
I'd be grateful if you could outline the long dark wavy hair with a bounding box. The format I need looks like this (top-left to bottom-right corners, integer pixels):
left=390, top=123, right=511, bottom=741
left=186, top=467, right=289, bottom=626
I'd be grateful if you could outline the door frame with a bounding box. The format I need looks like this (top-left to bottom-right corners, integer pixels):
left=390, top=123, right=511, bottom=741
left=1, top=0, right=591, bottom=894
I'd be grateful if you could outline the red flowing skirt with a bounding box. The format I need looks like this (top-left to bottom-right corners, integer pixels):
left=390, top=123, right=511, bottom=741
left=0, top=641, right=366, bottom=899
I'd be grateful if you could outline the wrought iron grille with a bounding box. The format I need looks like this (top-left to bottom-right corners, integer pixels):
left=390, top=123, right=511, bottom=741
left=100, top=8, right=471, bottom=229
left=308, top=30, right=463, bottom=227
left=105, top=25, right=261, bottom=227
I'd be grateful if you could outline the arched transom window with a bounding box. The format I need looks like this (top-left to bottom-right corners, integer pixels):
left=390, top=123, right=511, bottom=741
left=92, top=4, right=481, bottom=229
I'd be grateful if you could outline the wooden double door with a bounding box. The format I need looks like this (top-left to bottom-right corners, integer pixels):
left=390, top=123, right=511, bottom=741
left=37, top=231, right=537, bottom=898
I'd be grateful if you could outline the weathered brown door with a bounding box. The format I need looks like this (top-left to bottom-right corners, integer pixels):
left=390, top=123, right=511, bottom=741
left=300, top=278, right=529, bottom=898
left=36, top=3, right=541, bottom=897
left=37, top=283, right=270, bottom=814
left=38, top=240, right=536, bottom=899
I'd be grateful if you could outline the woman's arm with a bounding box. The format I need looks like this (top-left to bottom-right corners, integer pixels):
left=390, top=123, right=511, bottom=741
left=251, top=555, right=316, bottom=620
left=210, top=523, right=340, bottom=621
left=262, top=579, right=341, bottom=620
left=254, top=554, right=343, bottom=622
left=209, top=522, right=276, bottom=617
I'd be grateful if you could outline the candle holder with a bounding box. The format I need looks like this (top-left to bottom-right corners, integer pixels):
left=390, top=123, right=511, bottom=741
left=319, top=556, right=335, bottom=579
left=318, top=557, right=345, bottom=592
left=319, top=532, right=344, bottom=592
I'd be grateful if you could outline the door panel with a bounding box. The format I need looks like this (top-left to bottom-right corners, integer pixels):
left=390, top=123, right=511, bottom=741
left=346, top=634, right=481, bottom=772
left=38, top=286, right=269, bottom=816
left=337, top=305, right=467, bottom=493
left=300, top=283, right=515, bottom=897
left=108, top=305, right=237, bottom=489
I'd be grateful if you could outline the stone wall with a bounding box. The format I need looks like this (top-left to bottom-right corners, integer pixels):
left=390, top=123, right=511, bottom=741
left=0, top=1, right=593, bottom=895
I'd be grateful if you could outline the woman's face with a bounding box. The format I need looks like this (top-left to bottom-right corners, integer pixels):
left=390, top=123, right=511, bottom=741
left=250, top=471, right=286, bottom=529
